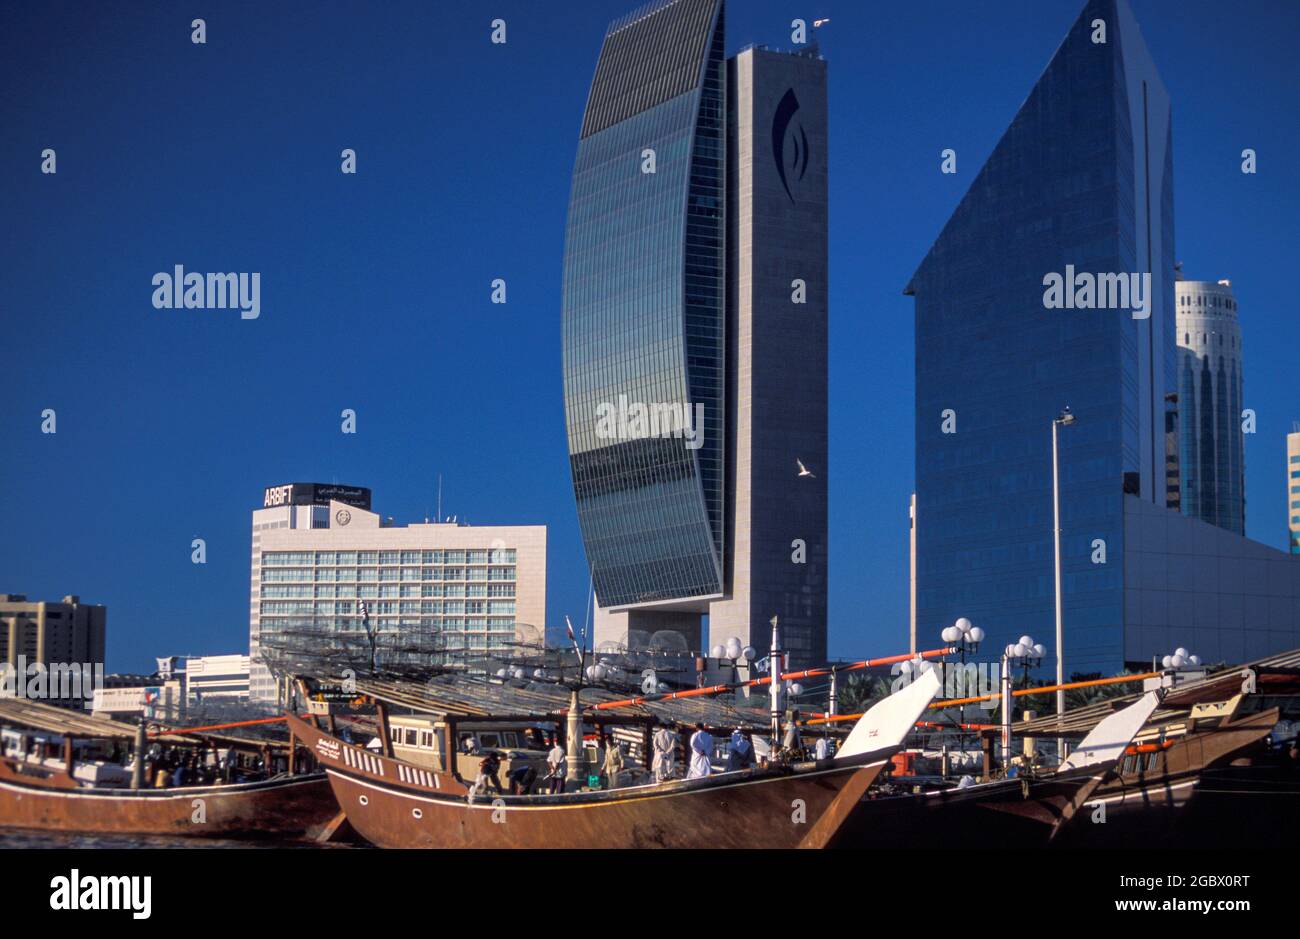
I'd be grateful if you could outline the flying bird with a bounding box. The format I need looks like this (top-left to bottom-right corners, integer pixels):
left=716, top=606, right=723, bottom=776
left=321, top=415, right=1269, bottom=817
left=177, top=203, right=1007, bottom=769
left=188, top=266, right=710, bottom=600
left=796, top=459, right=816, bottom=478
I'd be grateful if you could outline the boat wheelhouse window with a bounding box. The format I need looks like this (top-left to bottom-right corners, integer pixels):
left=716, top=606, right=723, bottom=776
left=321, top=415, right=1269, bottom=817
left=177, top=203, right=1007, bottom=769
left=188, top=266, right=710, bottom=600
left=500, top=732, right=519, bottom=748
left=1122, top=755, right=1137, bottom=774
left=390, top=727, right=401, bottom=742
left=418, top=730, right=433, bottom=749
left=1145, top=751, right=1159, bottom=772
left=404, top=729, right=417, bottom=746
left=479, top=732, right=501, bottom=749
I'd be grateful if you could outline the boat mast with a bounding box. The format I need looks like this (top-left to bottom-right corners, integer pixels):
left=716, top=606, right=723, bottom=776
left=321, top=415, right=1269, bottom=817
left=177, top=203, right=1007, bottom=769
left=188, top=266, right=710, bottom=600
left=131, top=719, right=146, bottom=790
left=769, top=616, right=783, bottom=753
left=564, top=615, right=586, bottom=792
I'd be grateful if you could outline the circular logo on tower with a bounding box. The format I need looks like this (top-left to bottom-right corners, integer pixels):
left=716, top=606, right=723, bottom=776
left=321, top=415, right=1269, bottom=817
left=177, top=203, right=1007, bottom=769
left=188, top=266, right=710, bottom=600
left=335, top=509, right=352, bottom=527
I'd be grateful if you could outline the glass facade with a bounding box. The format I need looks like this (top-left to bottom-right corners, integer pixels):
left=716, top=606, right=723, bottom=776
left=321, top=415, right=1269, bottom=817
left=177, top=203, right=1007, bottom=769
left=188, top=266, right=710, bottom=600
left=563, top=0, right=726, bottom=607
left=908, top=0, right=1174, bottom=674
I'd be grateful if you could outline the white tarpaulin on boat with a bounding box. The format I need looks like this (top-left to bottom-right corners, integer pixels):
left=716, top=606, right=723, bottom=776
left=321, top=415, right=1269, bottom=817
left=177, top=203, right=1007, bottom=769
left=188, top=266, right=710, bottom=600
left=1059, top=691, right=1162, bottom=771
left=837, top=668, right=941, bottom=759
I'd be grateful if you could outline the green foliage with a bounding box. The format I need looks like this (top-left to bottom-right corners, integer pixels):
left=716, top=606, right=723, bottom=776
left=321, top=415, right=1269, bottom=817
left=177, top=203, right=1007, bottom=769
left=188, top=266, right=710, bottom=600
left=837, top=673, right=891, bottom=713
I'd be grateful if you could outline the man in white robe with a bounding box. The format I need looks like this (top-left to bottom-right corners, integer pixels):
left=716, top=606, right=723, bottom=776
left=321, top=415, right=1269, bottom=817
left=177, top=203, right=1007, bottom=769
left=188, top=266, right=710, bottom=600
left=726, top=728, right=754, bottom=771
left=652, top=724, right=677, bottom=783
left=687, top=723, right=714, bottom=779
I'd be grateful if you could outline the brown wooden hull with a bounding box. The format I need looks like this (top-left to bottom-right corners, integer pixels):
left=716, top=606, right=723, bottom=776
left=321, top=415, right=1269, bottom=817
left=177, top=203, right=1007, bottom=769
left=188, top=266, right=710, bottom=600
left=287, top=713, right=886, bottom=848
left=832, top=764, right=1112, bottom=849
left=1050, top=707, right=1279, bottom=847
left=0, top=759, right=339, bottom=840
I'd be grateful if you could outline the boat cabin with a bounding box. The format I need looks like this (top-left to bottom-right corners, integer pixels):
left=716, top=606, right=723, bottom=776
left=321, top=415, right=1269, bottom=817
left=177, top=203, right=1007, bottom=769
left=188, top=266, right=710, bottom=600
left=386, top=715, right=551, bottom=780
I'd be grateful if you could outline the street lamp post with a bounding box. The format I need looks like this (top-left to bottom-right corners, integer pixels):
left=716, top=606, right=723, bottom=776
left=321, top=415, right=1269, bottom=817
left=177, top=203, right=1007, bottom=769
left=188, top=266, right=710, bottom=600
left=1052, top=407, right=1075, bottom=760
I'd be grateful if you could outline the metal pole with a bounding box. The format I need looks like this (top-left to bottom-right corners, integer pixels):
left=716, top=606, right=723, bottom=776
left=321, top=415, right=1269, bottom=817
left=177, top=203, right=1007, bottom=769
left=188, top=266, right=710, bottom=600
left=769, top=617, right=783, bottom=751
left=828, top=668, right=838, bottom=717
left=131, top=719, right=146, bottom=790
left=1000, top=653, right=1012, bottom=771
left=565, top=688, right=583, bottom=791
left=1052, top=418, right=1065, bottom=761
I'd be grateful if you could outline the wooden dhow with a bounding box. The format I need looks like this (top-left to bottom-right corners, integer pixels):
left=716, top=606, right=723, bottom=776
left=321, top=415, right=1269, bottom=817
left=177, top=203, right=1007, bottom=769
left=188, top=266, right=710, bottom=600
left=0, top=698, right=338, bottom=840
left=286, top=669, right=945, bottom=849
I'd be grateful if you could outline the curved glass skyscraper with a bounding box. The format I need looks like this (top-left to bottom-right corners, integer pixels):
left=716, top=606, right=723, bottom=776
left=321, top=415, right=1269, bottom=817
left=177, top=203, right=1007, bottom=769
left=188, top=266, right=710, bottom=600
left=562, top=0, right=727, bottom=610
left=563, top=0, right=829, bottom=666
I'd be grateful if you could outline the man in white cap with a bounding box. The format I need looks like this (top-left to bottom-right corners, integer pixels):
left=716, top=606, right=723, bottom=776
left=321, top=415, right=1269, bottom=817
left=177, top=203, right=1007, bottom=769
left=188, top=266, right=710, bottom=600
left=726, top=728, right=754, bottom=771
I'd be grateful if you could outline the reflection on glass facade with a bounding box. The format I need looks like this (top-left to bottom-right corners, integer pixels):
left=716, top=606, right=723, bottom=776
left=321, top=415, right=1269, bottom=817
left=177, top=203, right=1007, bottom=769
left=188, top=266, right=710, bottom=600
left=563, top=0, right=726, bottom=606
left=1175, top=278, right=1245, bottom=534
left=908, top=0, right=1174, bottom=674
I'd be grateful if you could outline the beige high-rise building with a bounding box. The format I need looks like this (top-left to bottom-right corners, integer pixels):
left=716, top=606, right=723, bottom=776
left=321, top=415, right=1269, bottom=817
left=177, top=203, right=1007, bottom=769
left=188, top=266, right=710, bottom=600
left=0, top=594, right=106, bottom=707
left=248, top=483, right=546, bottom=703
left=1288, top=429, right=1300, bottom=557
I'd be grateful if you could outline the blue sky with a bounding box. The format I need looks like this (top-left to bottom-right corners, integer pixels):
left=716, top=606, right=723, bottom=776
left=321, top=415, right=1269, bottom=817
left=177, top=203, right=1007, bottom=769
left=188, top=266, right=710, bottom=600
left=1, top=1, right=1296, bottom=672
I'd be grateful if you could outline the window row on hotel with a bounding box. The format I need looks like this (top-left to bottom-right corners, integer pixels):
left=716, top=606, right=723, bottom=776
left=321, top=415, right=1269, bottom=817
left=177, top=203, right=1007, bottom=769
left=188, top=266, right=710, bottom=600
left=261, top=549, right=516, bottom=565
left=260, top=583, right=515, bottom=598
left=260, top=566, right=516, bottom=582
left=258, top=615, right=517, bottom=630
left=260, top=600, right=517, bottom=615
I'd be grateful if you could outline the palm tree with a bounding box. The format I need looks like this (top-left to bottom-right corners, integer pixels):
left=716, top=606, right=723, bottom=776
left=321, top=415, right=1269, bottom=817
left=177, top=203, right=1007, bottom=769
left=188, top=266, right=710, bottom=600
left=836, top=673, right=891, bottom=714
left=1063, top=670, right=1144, bottom=710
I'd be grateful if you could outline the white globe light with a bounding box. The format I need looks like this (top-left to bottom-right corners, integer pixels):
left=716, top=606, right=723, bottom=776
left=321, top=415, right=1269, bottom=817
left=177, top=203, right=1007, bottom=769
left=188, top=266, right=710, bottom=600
left=789, top=683, right=804, bottom=696
left=594, top=664, right=609, bottom=680
left=1033, top=643, right=1046, bottom=658
left=584, top=665, right=596, bottom=680
left=1188, top=655, right=1201, bottom=666
left=533, top=668, right=545, bottom=679
left=1161, top=655, right=1173, bottom=669
left=941, top=626, right=958, bottom=643
left=1171, top=655, right=1185, bottom=669
left=1013, top=644, right=1028, bottom=658
left=1019, top=635, right=1033, bottom=648
left=955, top=617, right=972, bottom=635
left=1175, top=647, right=1189, bottom=660
left=742, top=646, right=757, bottom=661
left=969, top=627, right=985, bottom=642
left=710, top=644, right=725, bottom=659
left=725, top=638, right=743, bottom=659
left=1006, top=644, right=1017, bottom=657
left=495, top=668, right=508, bottom=678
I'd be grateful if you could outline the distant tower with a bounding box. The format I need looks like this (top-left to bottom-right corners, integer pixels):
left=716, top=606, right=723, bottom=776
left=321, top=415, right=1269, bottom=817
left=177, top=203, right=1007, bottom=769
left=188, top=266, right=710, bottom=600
left=1288, top=426, right=1300, bottom=556
left=1175, top=277, right=1245, bottom=534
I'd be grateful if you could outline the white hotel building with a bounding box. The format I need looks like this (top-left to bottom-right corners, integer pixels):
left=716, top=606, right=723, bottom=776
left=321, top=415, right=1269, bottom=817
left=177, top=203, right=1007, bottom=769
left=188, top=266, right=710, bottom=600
left=249, top=483, right=546, bottom=704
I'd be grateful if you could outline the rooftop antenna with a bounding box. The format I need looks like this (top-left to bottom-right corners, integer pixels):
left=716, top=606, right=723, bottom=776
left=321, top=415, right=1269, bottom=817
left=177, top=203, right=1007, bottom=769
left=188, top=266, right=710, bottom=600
left=436, top=474, right=442, bottom=523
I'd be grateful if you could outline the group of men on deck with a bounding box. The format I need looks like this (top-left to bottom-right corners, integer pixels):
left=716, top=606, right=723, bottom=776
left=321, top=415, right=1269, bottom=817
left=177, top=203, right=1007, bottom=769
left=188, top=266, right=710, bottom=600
left=466, top=716, right=836, bottom=800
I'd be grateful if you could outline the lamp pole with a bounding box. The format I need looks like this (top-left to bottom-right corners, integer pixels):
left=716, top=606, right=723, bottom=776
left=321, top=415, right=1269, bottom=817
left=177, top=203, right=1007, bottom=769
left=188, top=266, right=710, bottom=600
left=1051, top=407, right=1075, bottom=761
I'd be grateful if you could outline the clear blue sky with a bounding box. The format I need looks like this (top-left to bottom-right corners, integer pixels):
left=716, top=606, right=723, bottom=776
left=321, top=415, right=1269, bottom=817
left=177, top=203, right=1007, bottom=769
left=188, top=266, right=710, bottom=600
left=1, top=1, right=1296, bottom=673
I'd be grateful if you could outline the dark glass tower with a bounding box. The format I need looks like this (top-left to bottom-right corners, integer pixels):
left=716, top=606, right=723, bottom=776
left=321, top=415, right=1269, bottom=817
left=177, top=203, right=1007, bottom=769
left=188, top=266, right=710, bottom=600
left=907, top=0, right=1175, bottom=675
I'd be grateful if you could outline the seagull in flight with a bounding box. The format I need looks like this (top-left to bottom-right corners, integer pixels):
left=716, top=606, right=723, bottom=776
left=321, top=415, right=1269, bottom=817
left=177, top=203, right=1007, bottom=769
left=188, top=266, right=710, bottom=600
left=796, top=459, right=816, bottom=478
